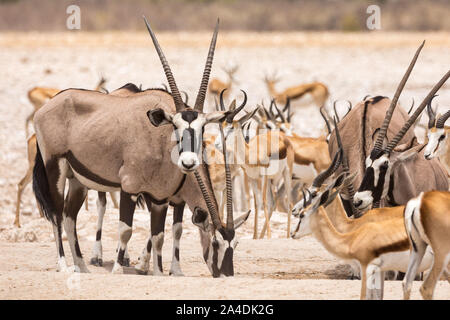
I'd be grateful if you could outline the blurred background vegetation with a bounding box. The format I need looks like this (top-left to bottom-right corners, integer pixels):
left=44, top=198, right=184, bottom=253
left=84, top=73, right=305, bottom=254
left=0, top=0, right=449, bottom=32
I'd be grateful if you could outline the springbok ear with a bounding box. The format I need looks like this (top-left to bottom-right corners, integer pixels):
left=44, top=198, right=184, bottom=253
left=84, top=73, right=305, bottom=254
left=192, top=208, right=209, bottom=232
left=238, top=107, right=259, bottom=125
left=147, top=108, right=173, bottom=127
left=205, top=111, right=228, bottom=123
left=234, top=210, right=251, bottom=229
left=323, top=190, right=340, bottom=207
left=333, top=173, right=347, bottom=189
left=319, top=190, right=330, bottom=206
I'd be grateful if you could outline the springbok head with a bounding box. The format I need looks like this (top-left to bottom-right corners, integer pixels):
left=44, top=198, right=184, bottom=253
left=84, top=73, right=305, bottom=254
left=353, top=41, right=450, bottom=211
left=292, top=147, right=343, bottom=218
left=144, top=17, right=239, bottom=173
left=271, top=98, right=293, bottom=136
left=291, top=169, right=347, bottom=239
left=423, top=97, right=450, bottom=160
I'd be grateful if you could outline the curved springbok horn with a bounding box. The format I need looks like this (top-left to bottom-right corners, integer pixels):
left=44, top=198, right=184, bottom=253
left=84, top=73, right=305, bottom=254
left=312, top=147, right=343, bottom=188
left=301, top=189, right=307, bottom=208
left=194, top=19, right=219, bottom=112
left=386, top=70, right=450, bottom=153
left=181, top=91, right=189, bottom=104
left=373, top=41, right=426, bottom=151
left=436, top=109, right=450, bottom=128
left=273, top=100, right=286, bottom=123
left=286, top=98, right=292, bottom=122
left=320, top=106, right=332, bottom=134
left=143, top=16, right=185, bottom=111
left=427, top=95, right=438, bottom=128
left=282, top=96, right=291, bottom=113
left=219, top=121, right=234, bottom=229
left=334, top=117, right=359, bottom=217
left=333, top=101, right=341, bottom=123
left=222, top=89, right=247, bottom=123
left=343, top=100, right=352, bottom=118
left=214, top=96, right=220, bottom=111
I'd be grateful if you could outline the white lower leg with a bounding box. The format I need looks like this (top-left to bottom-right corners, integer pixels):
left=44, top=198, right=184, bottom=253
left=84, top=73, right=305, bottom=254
left=170, top=222, right=183, bottom=276
left=64, top=216, right=89, bottom=273
left=112, top=221, right=132, bottom=274
left=152, top=232, right=164, bottom=276
left=135, top=237, right=151, bottom=274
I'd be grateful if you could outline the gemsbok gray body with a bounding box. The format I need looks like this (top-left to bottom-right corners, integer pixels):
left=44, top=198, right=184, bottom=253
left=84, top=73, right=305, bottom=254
left=328, top=42, right=449, bottom=215
left=32, top=17, right=249, bottom=277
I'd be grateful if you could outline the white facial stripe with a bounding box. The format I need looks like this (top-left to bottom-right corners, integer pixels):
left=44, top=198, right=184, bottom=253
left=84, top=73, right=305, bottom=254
left=372, top=154, right=389, bottom=187
left=425, top=128, right=446, bottom=158
left=215, top=231, right=228, bottom=270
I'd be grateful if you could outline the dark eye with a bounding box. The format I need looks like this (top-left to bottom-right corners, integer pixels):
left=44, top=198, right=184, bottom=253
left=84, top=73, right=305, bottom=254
left=299, top=213, right=304, bottom=219
left=439, top=135, right=445, bottom=141
left=381, top=161, right=389, bottom=168
left=212, top=239, right=219, bottom=248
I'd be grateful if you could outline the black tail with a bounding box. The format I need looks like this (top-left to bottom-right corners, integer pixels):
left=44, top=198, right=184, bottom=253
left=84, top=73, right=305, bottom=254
left=32, top=143, right=57, bottom=225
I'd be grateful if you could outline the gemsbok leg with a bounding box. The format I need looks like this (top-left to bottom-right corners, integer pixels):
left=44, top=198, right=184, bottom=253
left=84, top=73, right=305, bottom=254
left=111, top=191, right=136, bottom=274
left=90, top=192, right=107, bottom=266
left=169, top=202, right=185, bottom=276
left=149, top=202, right=169, bottom=276
left=32, top=148, right=68, bottom=272
left=62, top=177, right=89, bottom=273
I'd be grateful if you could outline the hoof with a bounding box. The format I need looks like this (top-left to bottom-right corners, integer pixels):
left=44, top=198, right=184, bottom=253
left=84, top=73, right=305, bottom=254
left=123, top=258, right=130, bottom=267
left=169, top=270, right=185, bottom=277
left=111, top=262, right=124, bottom=274
left=135, top=268, right=148, bottom=275
left=90, top=257, right=103, bottom=267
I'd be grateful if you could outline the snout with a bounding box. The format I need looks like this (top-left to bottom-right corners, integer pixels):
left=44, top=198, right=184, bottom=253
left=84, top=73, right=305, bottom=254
left=353, top=191, right=373, bottom=211
left=178, top=152, right=200, bottom=172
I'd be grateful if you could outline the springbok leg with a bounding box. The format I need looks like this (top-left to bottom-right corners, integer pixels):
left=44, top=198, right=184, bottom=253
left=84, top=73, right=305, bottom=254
left=420, top=249, right=447, bottom=300
left=90, top=192, right=106, bottom=266
left=63, top=177, right=89, bottom=273
left=261, top=175, right=271, bottom=239
left=15, top=165, right=34, bottom=228
left=169, top=202, right=185, bottom=276
left=109, top=192, right=119, bottom=209
left=112, top=191, right=136, bottom=274
left=259, top=181, right=275, bottom=239
left=150, top=202, right=169, bottom=276
left=403, top=239, right=427, bottom=300
left=249, top=178, right=260, bottom=239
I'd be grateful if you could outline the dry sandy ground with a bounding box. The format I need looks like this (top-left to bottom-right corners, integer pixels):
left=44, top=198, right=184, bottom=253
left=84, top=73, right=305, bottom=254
left=0, top=32, right=449, bottom=300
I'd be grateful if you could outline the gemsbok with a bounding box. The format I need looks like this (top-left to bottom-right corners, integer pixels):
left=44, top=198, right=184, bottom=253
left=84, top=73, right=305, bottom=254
left=25, top=76, right=107, bottom=137
left=32, top=17, right=249, bottom=277
left=402, top=191, right=450, bottom=300
left=328, top=42, right=449, bottom=215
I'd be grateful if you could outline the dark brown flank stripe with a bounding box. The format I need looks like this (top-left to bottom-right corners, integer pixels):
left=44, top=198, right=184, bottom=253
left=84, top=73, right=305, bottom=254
left=374, top=238, right=410, bottom=257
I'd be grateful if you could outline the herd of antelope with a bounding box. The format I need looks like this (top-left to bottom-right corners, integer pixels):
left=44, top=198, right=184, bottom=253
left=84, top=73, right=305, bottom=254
left=12, top=17, right=449, bottom=300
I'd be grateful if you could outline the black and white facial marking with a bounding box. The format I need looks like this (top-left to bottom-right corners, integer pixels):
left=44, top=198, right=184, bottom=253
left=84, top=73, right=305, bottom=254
left=424, top=127, right=447, bottom=160
left=192, top=207, right=243, bottom=278
left=354, top=150, right=391, bottom=211
left=148, top=108, right=226, bottom=173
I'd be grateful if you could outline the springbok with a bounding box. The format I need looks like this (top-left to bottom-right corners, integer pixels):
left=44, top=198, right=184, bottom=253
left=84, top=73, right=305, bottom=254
left=25, top=76, right=107, bottom=137
left=32, top=17, right=249, bottom=277
left=209, top=65, right=238, bottom=99
left=291, top=162, right=434, bottom=300
left=328, top=42, right=449, bottom=216
left=423, top=104, right=450, bottom=173
left=402, top=191, right=450, bottom=300
left=264, top=73, right=329, bottom=108
left=216, top=92, right=294, bottom=239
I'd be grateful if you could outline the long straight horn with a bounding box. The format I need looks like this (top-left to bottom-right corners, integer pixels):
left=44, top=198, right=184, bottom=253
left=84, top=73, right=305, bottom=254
left=143, top=16, right=185, bottom=111
left=436, top=110, right=450, bottom=128
left=386, top=70, right=450, bottom=153
left=312, top=147, right=342, bottom=188
left=373, top=41, right=425, bottom=151
left=219, top=123, right=234, bottom=229
left=194, top=19, right=219, bottom=112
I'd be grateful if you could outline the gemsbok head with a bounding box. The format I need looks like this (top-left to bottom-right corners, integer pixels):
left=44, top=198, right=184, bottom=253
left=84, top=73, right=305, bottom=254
left=353, top=41, right=450, bottom=211
left=144, top=17, right=238, bottom=173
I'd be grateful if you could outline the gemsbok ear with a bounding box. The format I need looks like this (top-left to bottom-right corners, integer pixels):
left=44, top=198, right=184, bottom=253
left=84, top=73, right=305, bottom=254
left=147, top=108, right=173, bottom=127
left=234, top=210, right=251, bottom=229
left=192, top=207, right=209, bottom=232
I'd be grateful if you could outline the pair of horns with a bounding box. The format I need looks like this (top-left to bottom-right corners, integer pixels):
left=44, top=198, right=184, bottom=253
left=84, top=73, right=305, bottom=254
left=219, top=88, right=247, bottom=122
left=427, top=95, right=450, bottom=129
left=373, top=41, right=450, bottom=154
left=144, top=16, right=218, bottom=112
